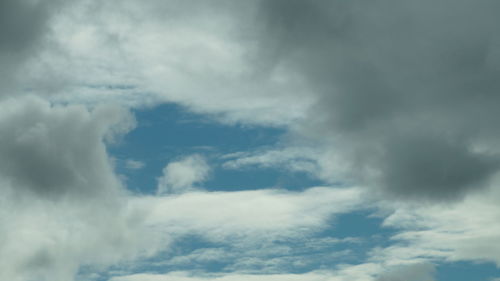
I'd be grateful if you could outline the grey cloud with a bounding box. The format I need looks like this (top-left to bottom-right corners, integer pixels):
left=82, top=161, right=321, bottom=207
left=256, top=0, right=500, bottom=200
left=0, top=96, right=134, bottom=200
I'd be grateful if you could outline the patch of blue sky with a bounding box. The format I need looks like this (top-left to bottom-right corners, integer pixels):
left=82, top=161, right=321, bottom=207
left=109, top=103, right=322, bottom=194
left=318, top=210, right=399, bottom=258
left=207, top=168, right=325, bottom=192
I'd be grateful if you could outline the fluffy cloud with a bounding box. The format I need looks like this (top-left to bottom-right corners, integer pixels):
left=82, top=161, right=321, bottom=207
left=157, top=155, right=210, bottom=194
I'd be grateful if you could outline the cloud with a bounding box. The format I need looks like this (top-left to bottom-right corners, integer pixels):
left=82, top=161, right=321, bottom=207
left=0, top=96, right=134, bottom=200
left=3, top=1, right=500, bottom=280
left=157, top=154, right=210, bottom=194
left=136, top=186, right=364, bottom=240
left=255, top=0, right=500, bottom=200
left=222, top=146, right=320, bottom=176
left=0, top=96, right=147, bottom=281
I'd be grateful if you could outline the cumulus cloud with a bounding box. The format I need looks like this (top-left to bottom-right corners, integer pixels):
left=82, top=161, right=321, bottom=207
left=157, top=155, right=210, bottom=194
left=0, top=96, right=146, bottom=281
left=0, top=96, right=134, bottom=200
left=255, top=0, right=500, bottom=200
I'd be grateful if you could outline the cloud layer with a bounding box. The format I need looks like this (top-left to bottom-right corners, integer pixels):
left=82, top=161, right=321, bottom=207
left=3, top=1, right=500, bottom=280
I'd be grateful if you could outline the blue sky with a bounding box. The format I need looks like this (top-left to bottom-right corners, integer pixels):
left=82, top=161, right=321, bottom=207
left=3, top=1, right=500, bottom=281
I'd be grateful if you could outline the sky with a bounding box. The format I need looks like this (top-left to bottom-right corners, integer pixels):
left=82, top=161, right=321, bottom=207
left=2, top=0, right=500, bottom=280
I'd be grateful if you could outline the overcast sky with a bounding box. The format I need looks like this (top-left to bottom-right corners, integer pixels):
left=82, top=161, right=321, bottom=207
left=2, top=1, right=500, bottom=280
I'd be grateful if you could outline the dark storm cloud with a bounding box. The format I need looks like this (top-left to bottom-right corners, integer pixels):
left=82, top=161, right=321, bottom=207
left=257, top=0, right=500, bottom=200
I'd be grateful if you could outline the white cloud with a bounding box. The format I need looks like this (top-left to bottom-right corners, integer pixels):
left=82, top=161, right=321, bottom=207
left=222, top=146, right=320, bottom=175
left=136, top=186, right=364, bottom=241
left=157, top=155, right=210, bottom=194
